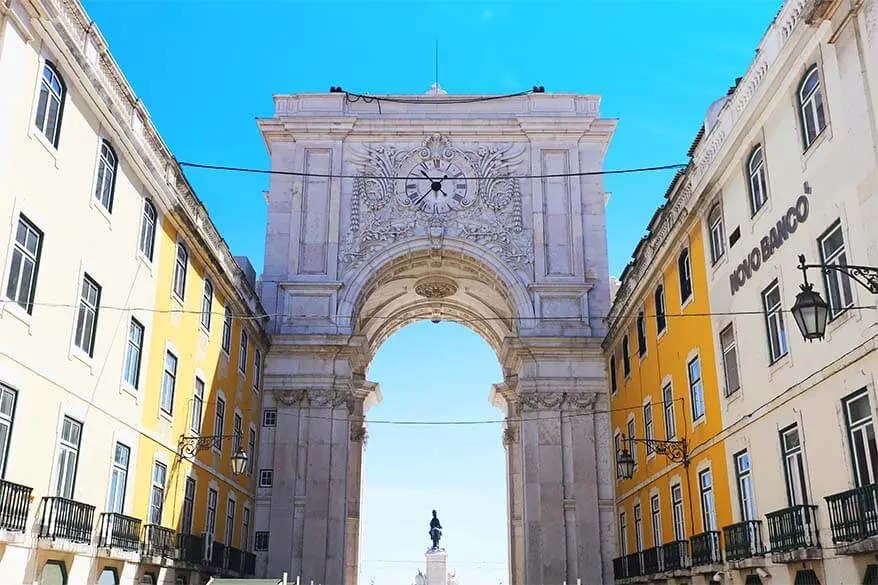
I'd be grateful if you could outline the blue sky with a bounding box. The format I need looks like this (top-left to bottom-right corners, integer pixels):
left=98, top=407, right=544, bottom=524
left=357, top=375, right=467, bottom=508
left=81, top=0, right=781, bottom=582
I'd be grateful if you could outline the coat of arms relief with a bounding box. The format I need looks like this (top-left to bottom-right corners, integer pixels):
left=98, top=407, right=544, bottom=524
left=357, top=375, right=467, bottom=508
left=341, top=133, right=533, bottom=270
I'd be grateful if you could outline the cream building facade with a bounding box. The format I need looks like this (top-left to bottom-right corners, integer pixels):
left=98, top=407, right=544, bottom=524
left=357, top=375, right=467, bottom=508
left=0, top=1, right=266, bottom=584
left=608, top=0, right=878, bottom=583
left=255, top=91, right=618, bottom=585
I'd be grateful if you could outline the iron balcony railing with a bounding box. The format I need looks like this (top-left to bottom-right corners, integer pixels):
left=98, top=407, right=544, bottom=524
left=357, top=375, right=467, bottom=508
left=38, top=497, right=95, bottom=543
left=142, top=524, right=176, bottom=558
left=723, top=520, right=765, bottom=560
left=662, top=539, right=690, bottom=571
left=243, top=551, right=256, bottom=576
left=766, top=504, right=820, bottom=552
left=0, top=478, right=32, bottom=532
left=826, top=483, right=878, bottom=543
left=210, top=540, right=227, bottom=569
left=612, top=556, right=627, bottom=580
left=177, top=532, right=204, bottom=564
left=690, top=531, right=722, bottom=566
left=228, top=546, right=244, bottom=572
left=623, top=551, right=642, bottom=577
left=97, top=512, right=141, bottom=551
left=641, top=545, right=662, bottom=574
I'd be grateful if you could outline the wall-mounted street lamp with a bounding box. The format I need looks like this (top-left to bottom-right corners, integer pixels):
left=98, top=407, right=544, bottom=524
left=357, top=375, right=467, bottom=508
left=616, top=434, right=689, bottom=480
left=791, top=254, right=878, bottom=341
left=178, top=435, right=249, bottom=476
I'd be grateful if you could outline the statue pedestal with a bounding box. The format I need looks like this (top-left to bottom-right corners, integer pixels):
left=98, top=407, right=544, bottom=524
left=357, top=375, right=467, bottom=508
left=425, top=548, right=447, bottom=585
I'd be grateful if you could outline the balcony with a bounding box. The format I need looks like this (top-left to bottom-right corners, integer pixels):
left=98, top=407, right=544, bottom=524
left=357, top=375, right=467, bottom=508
left=826, top=483, right=878, bottom=553
left=97, top=512, right=141, bottom=551
left=661, top=539, right=690, bottom=571
left=243, top=551, right=256, bottom=576
left=641, top=545, right=662, bottom=574
left=177, top=532, right=204, bottom=564
left=611, top=552, right=642, bottom=580
left=690, top=531, right=722, bottom=566
left=227, top=546, right=244, bottom=573
left=210, top=540, right=227, bottom=569
left=766, top=505, right=821, bottom=561
left=0, top=478, right=32, bottom=533
left=142, top=524, right=176, bottom=558
left=723, top=520, right=765, bottom=561
left=38, top=497, right=95, bottom=544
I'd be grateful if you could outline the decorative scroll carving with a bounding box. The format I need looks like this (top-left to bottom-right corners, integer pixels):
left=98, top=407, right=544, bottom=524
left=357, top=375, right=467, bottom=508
left=275, top=389, right=355, bottom=413
left=502, top=425, right=519, bottom=446
left=414, top=276, right=458, bottom=299
left=515, top=391, right=599, bottom=412
left=350, top=419, right=368, bottom=443
left=342, top=134, right=532, bottom=269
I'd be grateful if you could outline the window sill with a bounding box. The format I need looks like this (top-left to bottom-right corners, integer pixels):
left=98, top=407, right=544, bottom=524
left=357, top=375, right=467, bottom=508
left=88, top=196, right=114, bottom=230
left=28, top=128, right=60, bottom=169
left=120, top=383, right=139, bottom=402
left=0, top=300, right=34, bottom=333
left=136, top=251, right=155, bottom=277
left=70, top=347, right=95, bottom=373
left=711, top=253, right=728, bottom=274
left=680, top=294, right=694, bottom=312
left=801, top=126, right=831, bottom=167
left=767, top=352, right=791, bottom=377
left=656, top=326, right=668, bottom=343
left=825, top=306, right=856, bottom=339
left=171, top=293, right=185, bottom=308
left=692, top=415, right=706, bottom=431
left=159, top=409, right=174, bottom=424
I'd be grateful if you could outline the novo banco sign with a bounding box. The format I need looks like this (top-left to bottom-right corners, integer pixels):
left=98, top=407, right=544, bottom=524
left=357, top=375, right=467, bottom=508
left=729, top=194, right=810, bottom=295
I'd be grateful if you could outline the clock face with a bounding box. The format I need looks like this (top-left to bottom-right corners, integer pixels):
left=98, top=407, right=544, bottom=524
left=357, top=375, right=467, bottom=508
left=402, top=159, right=472, bottom=214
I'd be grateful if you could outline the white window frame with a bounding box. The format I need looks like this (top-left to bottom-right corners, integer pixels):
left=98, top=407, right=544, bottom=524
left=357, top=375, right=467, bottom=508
left=149, top=461, right=167, bottom=525
left=213, top=396, right=225, bottom=452
left=225, top=497, right=235, bottom=546
left=843, top=389, right=878, bottom=488
left=74, top=274, right=101, bottom=357
left=619, top=511, right=628, bottom=555
left=254, top=349, right=262, bottom=391
left=735, top=450, right=756, bottom=521
left=762, top=280, right=789, bottom=363
left=609, top=355, right=617, bottom=395
left=699, top=468, right=716, bottom=532
left=781, top=424, right=809, bottom=506
left=663, top=383, right=676, bottom=440
left=34, top=61, right=66, bottom=147
left=799, top=66, right=827, bottom=149
left=172, top=242, right=188, bottom=301
left=54, top=415, right=82, bottom=498
left=238, top=329, right=248, bottom=374
left=720, top=324, right=741, bottom=396
left=160, top=350, right=177, bottom=415
left=0, top=385, right=17, bottom=478
left=5, top=215, right=43, bottom=314
left=262, top=409, right=277, bottom=427
left=644, top=402, right=655, bottom=455
left=708, top=202, right=725, bottom=264
left=206, top=488, right=217, bottom=535
left=819, top=220, right=854, bottom=318
left=671, top=483, right=686, bottom=541
left=248, top=425, right=256, bottom=475
left=654, top=284, right=667, bottom=335
left=122, top=318, right=144, bottom=390
left=634, top=503, right=643, bottom=552
left=688, top=356, right=705, bottom=421
left=181, top=476, right=196, bottom=534
left=242, top=506, right=251, bottom=552
left=622, top=335, right=631, bottom=377
left=106, top=442, right=130, bottom=514
left=93, top=140, right=117, bottom=212
left=747, top=145, right=768, bottom=215
left=191, top=377, right=205, bottom=433
left=201, top=278, right=213, bottom=331
left=627, top=418, right=637, bottom=467
left=678, top=248, right=693, bottom=304
left=222, top=306, right=232, bottom=354
left=650, top=494, right=661, bottom=546
left=259, top=469, right=274, bottom=488
left=255, top=531, right=269, bottom=551
left=139, top=199, right=157, bottom=262
left=636, top=310, right=647, bottom=357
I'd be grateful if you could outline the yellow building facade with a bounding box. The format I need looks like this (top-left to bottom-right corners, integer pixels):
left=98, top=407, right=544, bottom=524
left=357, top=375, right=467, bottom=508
left=606, top=173, right=732, bottom=584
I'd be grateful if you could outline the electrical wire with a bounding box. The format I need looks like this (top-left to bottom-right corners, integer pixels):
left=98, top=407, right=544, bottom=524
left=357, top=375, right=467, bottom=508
left=343, top=88, right=535, bottom=105
left=177, top=160, right=687, bottom=181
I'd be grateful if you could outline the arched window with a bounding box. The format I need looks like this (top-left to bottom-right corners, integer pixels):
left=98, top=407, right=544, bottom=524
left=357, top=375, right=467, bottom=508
left=636, top=310, right=647, bottom=357
left=654, top=285, right=667, bottom=334
left=708, top=203, right=725, bottom=264
left=94, top=140, right=118, bottom=211
left=748, top=146, right=768, bottom=214
left=201, top=278, right=213, bottom=330
left=38, top=560, right=67, bottom=585
left=97, top=568, right=119, bottom=585
left=139, top=200, right=157, bottom=261
left=678, top=248, right=692, bottom=304
left=173, top=243, right=188, bottom=300
left=34, top=61, right=66, bottom=147
left=799, top=66, right=826, bottom=149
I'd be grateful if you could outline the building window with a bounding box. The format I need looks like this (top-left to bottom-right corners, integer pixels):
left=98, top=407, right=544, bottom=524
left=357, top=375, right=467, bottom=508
left=239, top=330, right=249, bottom=374
left=671, top=483, right=685, bottom=540
left=663, top=384, right=676, bottom=440
left=799, top=66, right=827, bottom=149
left=222, top=307, right=232, bottom=353
left=107, top=442, right=130, bottom=514
left=74, top=275, right=101, bottom=357
left=254, top=350, right=262, bottom=390
left=678, top=248, right=692, bottom=304
left=708, top=203, right=725, bottom=264
left=35, top=62, right=66, bottom=147
left=762, top=280, right=788, bottom=363
left=843, top=389, right=878, bottom=487
left=622, top=335, right=631, bottom=377
left=699, top=469, right=716, bottom=531
left=123, top=318, right=144, bottom=390
left=139, top=200, right=157, bottom=261
left=819, top=221, right=854, bottom=317
left=248, top=427, right=256, bottom=474
left=160, top=350, right=177, bottom=415
left=191, top=377, right=204, bottom=433
left=619, top=511, right=628, bottom=555
left=259, top=469, right=274, bottom=488
left=627, top=418, right=637, bottom=467
left=181, top=477, right=195, bottom=534
left=233, top=413, right=243, bottom=450
left=172, top=243, right=188, bottom=300
left=0, top=385, right=17, bottom=477
left=242, top=507, right=251, bottom=551
left=55, top=416, right=82, bottom=498
left=201, top=279, right=213, bottom=331
left=5, top=215, right=43, bottom=314
left=255, top=531, right=269, bottom=551
left=644, top=402, right=654, bottom=455
left=655, top=285, right=666, bottom=334
left=748, top=146, right=768, bottom=214
left=735, top=450, right=756, bottom=521
left=206, top=488, right=217, bottom=534
left=93, top=140, right=118, bottom=212
left=636, top=311, right=647, bottom=357
left=614, top=432, right=623, bottom=480
left=609, top=355, right=617, bottom=394
left=97, top=568, right=117, bottom=585
left=781, top=424, right=809, bottom=506
left=688, top=356, right=704, bottom=421
left=720, top=324, right=741, bottom=396
left=38, top=560, right=67, bottom=585
left=214, top=397, right=225, bottom=451
left=263, top=409, right=277, bottom=427
left=225, top=498, right=235, bottom=546
left=650, top=494, right=661, bottom=546
left=634, top=504, right=643, bottom=552
left=149, top=461, right=167, bottom=525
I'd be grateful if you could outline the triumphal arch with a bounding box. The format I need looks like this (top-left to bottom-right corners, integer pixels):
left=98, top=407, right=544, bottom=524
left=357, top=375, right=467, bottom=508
left=255, top=89, right=617, bottom=585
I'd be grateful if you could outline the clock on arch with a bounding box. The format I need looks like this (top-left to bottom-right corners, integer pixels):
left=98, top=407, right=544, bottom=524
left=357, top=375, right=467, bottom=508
left=396, top=134, right=477, bottom=214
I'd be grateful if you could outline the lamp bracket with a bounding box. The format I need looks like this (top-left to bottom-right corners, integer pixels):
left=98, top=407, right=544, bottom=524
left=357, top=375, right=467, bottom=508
left=178, top=434, right=241, bottom=460
left=622, top=434, right=689, bottom=465
left=798, top=254, right=878, bottom=294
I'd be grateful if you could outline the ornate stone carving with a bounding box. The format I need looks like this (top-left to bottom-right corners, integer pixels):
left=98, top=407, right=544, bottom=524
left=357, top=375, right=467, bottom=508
left=342, top=134, right=532, bottom=269
left=513, top=391, right=598, bottom=412
left=350, top=420, right=368, bottom=443
left=502, top=425, right=519, bottom=446
left=414, top=276, right=458, bottom=299
left=564, top=393, right=598, bottom=412
left=275, top=389, right=354, bottom=413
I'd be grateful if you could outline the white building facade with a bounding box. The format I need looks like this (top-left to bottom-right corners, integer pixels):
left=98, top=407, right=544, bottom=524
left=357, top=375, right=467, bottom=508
left=255, top=91, right=618, bottom=585
left=687, top=0, right=878, bottom=583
